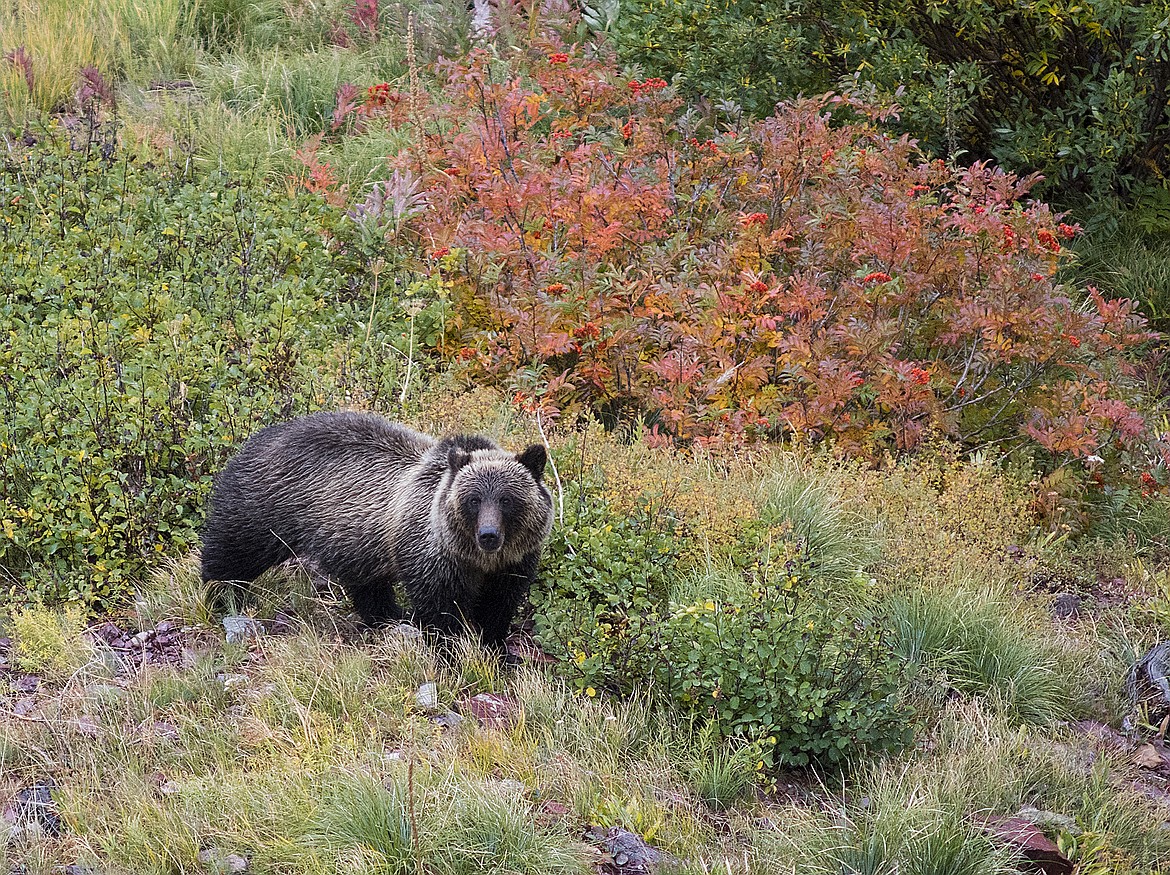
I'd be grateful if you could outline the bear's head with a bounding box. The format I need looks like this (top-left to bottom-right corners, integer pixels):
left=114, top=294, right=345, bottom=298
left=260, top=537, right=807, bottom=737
left=442, top=442, right=554, bottom=567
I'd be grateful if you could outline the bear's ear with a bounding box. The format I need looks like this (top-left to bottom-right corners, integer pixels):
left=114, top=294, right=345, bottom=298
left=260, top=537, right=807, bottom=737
left=448, top=446, right=473, bottom=472
left=516, top=444, right=547, bottom=482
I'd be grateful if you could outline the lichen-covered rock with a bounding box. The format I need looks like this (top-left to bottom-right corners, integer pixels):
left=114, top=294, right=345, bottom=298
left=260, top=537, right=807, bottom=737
left=1127, top=642, right=1170, bottom=725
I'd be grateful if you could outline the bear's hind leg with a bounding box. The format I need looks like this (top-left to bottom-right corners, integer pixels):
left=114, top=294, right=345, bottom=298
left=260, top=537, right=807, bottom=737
left=200, top=538, right=288, bottom=613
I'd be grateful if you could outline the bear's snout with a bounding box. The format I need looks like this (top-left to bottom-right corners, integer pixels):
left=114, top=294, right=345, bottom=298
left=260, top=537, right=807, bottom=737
left=475, top=502, right=504, bottom=552
left=477, top=526, right=502, bottom=551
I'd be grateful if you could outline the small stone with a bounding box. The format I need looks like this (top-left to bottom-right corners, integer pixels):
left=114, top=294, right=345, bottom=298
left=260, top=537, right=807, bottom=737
left=431, top=710, right=464, bottom=730
left=1051, top=593, right=1081, bottom=620
left=415, top=682, right=439, bottom=710
left=461, top=692, right=519, bottom=729
left=586, top=826, right=679, bottom=874
left=5, top=780, right=63, bottom=838
left=266, top=612, right=297, bottom=636
left=391, top=623, right=425, bottom=640
left=540, top=800, right=571, bottom=818
left=75, top=715, right=101, bottom=738
left=980, top=816, right=1072, bottom=875
left=198, top=848, right=248, bottom=873
left=1127, top=642, right=1170, bottom=725
left=137, top=720, right=181, bottom=743
left=218, top=673, right=248, bottom=690
left=12, top=675, right=39, bottom=694
left=222, top=616, right=264, bottom=645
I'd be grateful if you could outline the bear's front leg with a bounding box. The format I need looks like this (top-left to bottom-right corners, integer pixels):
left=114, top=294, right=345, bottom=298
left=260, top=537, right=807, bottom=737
left=472, top=555, right=538, bottom=651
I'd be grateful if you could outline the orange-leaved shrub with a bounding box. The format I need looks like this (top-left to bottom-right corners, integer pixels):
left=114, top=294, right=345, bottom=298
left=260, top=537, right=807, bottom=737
left=368, top=50, right=1165, bottom=484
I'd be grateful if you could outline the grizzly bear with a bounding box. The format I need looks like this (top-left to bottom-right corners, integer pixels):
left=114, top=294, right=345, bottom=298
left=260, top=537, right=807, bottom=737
left=200, top=412, right=553, bottom=649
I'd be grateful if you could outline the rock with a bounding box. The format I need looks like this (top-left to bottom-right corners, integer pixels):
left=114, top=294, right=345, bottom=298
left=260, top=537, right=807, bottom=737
left=3, top=779, right=63, bottom=838
left=1050, top=593, right=1081, bottom=621
left=431, top=710, right=464, bottom=730
left=1127, top=643, right=1170, bottom=725
left=12, top=675, right=39, bottom=694
left=391, top=623, right=425, bottom=640
left=74, top=715, right=101, bottom=738
left=222, top=617, right=265, bottom=645
left=415, top=682, right=439, bottom=710
left=1133, top=742, right=1169, bottom=770
left=540, top=800, right=572, bottom=818
left=460, top=692, right=519, bottom=729
left=89, top=620, right=188, bottom=666
left=585, top=826, right=679, bottom=875
left=266, top=612, right=297, bottom=636
left=136, top=720, right=181, bottom=743
left=197, top=848, right=248, bottom=873
left=980, top=816, right=1072, bottom=875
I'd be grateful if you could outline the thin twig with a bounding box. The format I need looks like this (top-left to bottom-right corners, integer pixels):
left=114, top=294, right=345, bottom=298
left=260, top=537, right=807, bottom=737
left=535, top=409, right=565, bottom=530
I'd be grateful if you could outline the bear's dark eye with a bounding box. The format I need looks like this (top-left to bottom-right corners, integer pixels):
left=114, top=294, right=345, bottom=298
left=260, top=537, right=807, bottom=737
left=500, top=495, right=512, bottom=510
left=468, top=497, right=481, bottom=512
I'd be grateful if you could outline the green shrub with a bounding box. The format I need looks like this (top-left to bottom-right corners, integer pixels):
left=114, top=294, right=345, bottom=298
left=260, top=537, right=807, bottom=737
left=534, top=482, right=909, bottom=770
left=530, top=483, right=679, bottom=696
left=657, top=571, right=909, bottom=770
left=0, top=128, right=436, bottom=606
left=612, top=0, right=1170, bottom=205
left=611, top=0, right=831, bottom=119
left=9, top=604, right=94, bottom=677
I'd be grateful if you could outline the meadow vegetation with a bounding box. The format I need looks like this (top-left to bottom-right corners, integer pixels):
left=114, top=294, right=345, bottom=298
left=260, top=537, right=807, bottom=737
left=3, top=0, right=1170, bottom=872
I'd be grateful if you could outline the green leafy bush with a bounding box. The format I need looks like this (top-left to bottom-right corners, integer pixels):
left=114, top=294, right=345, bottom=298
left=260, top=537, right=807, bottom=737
left=530, top=484, right=679, bottom=696
left=0, top=126, right=430, bottom=605
left=611, top=0, right=831, bottom=119
left=612, top=0, right=1170, bottom=205
left=658, top=574, right=909, bottom=770
left=533, top=482, right=909, bottom=770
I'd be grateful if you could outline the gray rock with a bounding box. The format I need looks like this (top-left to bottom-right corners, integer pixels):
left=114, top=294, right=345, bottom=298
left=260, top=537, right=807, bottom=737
left=586, top=825, right=680, bottom=874
left=415, top=682, right=439, bottom=710
left=431, top=710, right=464, bottom=730
left=197, top=848, right=248, bottom=873
left=391, top=622, right=425, bottom=640
left=1051, top=593, right=1081, bottom=620
left=222, top=616, right=264, bottom=645
left=3, top=780, right=62, bottom=838
left=1128, top=642, right=1170, bottom=725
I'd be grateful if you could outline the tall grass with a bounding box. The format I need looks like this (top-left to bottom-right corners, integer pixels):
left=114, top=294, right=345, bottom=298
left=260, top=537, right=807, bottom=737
left=884, top=583, right=1070, bottom=725
left=0, top=0, right=118, bottom=117
left=758, top=459, right=882, bottom=585
left=200, top=44, right=407, bottom=136
left=1072, top=229, right=1170, bottom=329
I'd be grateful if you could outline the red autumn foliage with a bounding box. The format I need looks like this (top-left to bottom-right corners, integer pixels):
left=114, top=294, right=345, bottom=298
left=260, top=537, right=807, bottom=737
left=378, top=50, right=1165, bottom=480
